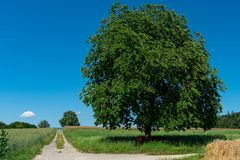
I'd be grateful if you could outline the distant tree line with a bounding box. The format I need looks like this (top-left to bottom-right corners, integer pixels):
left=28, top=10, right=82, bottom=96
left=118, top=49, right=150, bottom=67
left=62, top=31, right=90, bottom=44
left=217, top=111, right=240, bottom=128
left=0, top=120, right=50, bottom=129
left=0, top=121, right=37, bottom=129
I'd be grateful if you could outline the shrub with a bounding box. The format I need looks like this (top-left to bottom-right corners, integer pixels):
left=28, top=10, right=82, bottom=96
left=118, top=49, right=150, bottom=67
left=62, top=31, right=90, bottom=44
left=0, top=130, right=10, bottom=158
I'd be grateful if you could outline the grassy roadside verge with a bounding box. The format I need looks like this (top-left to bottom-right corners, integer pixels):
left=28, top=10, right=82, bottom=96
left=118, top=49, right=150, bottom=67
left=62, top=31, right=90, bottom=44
left=4, top=128, right=56, bottom=160
left=64, top=128, right=240, bottom=158
left=179, top=154, right=204, bottom=160
left=56, top=130, right=64, bottom=149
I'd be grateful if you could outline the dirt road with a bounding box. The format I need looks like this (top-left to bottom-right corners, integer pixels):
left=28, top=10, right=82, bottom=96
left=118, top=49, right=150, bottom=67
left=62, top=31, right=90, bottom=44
left=33, top=130, right=196, bottom=160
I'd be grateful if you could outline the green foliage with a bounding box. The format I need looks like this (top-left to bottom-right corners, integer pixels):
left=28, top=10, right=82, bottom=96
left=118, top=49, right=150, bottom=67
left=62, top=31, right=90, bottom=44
left=38, top=120, right=50, bottom=128
left=81, top=2, right=224, bottom=136
left=7, top=121, right=37, bottom=129
left=0, top=130, right=10, bottom=158
left=217, top=111, right=240, bottom=128
left=64, top=128, right=238, bottom=155
left=0, top=121, right=7, bottom=129
left=59, top=111, right=80, bottom=127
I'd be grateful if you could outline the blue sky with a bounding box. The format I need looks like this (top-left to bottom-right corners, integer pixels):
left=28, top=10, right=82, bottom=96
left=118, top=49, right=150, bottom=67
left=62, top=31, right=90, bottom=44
left=0, top=0, right=239, bottom=127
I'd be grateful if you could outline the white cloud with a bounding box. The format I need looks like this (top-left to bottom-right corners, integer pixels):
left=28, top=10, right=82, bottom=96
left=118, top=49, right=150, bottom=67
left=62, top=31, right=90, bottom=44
left=20, top=111, right=35, bottom=118
left=76, top=111, right=80, bottom=115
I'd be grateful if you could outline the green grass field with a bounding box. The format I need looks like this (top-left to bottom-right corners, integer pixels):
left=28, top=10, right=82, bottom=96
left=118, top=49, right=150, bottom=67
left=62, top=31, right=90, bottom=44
left=64, top=128, right=240, bottom=159
left=3, top=128, right=56, bottom=160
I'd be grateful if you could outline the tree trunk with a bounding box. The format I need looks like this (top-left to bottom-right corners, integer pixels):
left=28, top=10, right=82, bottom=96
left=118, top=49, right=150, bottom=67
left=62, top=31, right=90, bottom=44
left=144, top=125, right=152, bottom=139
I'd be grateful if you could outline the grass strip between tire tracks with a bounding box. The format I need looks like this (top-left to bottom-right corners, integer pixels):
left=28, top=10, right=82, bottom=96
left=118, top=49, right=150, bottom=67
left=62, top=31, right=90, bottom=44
left=56, top=131, right=64, bottom=149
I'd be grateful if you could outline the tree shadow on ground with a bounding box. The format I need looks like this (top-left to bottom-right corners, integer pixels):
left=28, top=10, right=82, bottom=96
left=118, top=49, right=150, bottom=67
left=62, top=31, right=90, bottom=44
left=102, top=134, right=226, bottom=146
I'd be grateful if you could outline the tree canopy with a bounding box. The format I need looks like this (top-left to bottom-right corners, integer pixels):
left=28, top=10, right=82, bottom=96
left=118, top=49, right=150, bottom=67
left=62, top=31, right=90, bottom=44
left=59, top=111, right=80, bottom=127
left=38, top=120, right=50, bottom=128
left=81, top=3, right=224, bottom=137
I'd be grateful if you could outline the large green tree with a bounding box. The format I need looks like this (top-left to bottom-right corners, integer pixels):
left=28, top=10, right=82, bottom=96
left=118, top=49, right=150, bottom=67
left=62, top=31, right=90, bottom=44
left=81, top=3, right=224, bottom=137
left=59, top=111, right=80, bottom=127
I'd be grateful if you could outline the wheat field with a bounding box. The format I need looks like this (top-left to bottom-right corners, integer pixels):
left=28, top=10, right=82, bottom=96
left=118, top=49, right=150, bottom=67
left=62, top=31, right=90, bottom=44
left=204, top=140, right=240, bottom=160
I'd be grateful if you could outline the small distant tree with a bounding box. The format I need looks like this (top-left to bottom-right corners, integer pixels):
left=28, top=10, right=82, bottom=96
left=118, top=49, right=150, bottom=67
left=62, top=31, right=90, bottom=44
left=38, top=120, right=50, bottom=128
left=0, top=122, right=7, bottom=129
left=59, top=111, right=80, bottom=127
